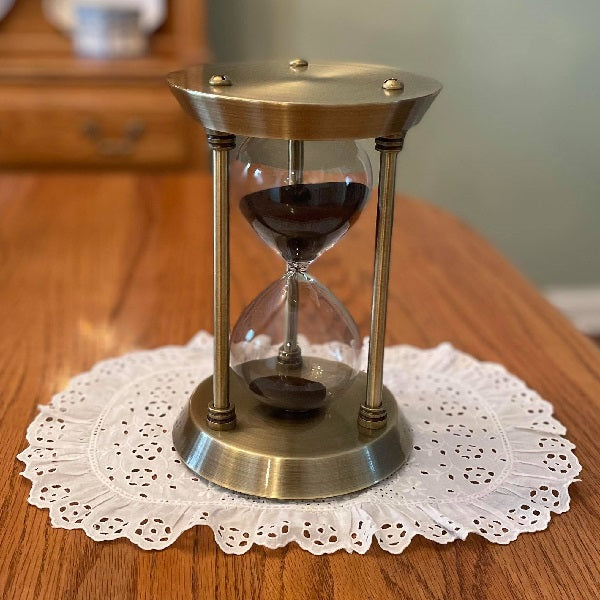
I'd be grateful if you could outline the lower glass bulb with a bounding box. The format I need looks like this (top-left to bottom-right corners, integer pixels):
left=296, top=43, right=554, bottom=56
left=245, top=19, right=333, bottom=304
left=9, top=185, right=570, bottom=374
left=231, top=270, right=361, bottom=411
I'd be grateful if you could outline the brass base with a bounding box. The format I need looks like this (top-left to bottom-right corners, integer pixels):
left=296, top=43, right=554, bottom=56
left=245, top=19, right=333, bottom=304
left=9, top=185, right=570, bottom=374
left=173, top=369, right=412, bottom=499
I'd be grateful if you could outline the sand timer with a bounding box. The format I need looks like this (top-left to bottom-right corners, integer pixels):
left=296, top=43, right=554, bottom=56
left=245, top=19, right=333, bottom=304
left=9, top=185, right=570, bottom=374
left=230, top=138, right=372, bottom=412
left=168, top=60, right=441, bottom=499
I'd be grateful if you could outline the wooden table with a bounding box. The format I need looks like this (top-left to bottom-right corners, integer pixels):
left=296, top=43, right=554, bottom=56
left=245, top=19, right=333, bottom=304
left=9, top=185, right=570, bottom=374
left=1, top=172, right=599, bottom=600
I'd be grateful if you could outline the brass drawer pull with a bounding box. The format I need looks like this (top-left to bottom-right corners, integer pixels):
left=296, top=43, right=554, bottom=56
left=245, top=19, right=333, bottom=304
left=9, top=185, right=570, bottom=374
left=82, top=119, right=146, bottom=157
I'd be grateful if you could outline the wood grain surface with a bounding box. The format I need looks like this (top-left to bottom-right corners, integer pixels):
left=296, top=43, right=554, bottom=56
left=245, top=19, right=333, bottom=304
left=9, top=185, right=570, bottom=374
left=0, top=1, right=208, bottom=169
left=0, top=172, right=598, bottom=600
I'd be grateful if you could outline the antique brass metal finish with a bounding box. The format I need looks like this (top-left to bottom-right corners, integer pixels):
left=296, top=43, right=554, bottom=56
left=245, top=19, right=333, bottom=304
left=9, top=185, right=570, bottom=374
left=173, top=370, right=412, bottom=499
left=168, top=61, right=441, bottom=140
left=206, top=131, right=236, bottom=430
left=359, top=135, right=405, bottom=430
left=168, top=60, right=440, bottom=499
left=277, top=139, right=304, bottom=368
left=208, top=74, right=232, bottom=87
left=382, top=77, right=404, bottom=92
left=288, top=57, right=309, bottom=69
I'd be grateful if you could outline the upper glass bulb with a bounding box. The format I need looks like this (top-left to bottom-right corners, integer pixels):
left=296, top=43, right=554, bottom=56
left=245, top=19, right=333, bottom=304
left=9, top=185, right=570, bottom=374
left=232, top=138, right=372, bottom=265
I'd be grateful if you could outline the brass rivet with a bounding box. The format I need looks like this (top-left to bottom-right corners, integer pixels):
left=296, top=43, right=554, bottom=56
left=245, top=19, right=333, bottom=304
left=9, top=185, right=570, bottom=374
left=382, top=78, right=404, bottom=91
left=209, top=74, right=232, bottom=87
left=289, top=58, right=309, bottom=69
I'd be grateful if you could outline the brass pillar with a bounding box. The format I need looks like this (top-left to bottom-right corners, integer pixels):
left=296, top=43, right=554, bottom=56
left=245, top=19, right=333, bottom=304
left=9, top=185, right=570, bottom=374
left=206, top=131, right=236, bottom=430
left=359, top=135, right=405, bottom=430
left=278, top=139, right=305, bottom=368
left=287, top=139, right=304, bottom=184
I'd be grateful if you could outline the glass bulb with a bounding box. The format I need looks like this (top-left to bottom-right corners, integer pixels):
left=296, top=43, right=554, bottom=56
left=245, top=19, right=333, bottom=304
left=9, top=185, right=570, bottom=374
left=231, top=138, right=372, bottom=412
left=232, top=138, right=372, bottom=265
left=231, top=271, right=361, bottom=411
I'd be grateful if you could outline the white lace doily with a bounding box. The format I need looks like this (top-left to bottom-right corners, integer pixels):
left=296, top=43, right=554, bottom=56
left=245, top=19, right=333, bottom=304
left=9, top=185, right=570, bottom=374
left=18, top=332, right=581, bottom=554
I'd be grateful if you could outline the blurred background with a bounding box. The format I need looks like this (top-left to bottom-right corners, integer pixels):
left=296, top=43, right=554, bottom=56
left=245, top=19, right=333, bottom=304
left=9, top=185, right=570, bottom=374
left=209, top=0, right=600, bottom=336
left=1, top=0, right=599, bottom=334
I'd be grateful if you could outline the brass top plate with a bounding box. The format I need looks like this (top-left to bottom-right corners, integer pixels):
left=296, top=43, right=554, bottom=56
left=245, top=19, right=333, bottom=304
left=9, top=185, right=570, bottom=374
left=167, top=61, right=442, bottom=140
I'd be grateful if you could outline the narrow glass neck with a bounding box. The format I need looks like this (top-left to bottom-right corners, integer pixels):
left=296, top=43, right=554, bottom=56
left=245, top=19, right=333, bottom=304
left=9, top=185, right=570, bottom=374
left=286, top=262, right=309, bottom=274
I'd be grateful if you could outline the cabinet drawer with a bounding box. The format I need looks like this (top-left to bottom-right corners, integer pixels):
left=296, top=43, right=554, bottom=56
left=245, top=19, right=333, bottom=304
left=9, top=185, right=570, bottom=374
left=0, top=85, right=192, bottom=168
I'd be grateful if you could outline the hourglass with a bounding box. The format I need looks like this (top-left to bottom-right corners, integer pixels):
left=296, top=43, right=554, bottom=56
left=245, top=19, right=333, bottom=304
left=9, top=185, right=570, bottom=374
left=168, top=61, right=441, bottom=499
left=231, top=136, right=372, bottom=412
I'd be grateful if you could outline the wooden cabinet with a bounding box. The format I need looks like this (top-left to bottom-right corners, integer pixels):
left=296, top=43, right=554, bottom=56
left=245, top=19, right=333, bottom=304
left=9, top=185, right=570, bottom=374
left=0, top=1, right=208, bottom=169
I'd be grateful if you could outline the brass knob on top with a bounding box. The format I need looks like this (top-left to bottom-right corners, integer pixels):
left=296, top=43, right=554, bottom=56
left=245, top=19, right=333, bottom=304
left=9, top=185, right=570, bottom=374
left=382, top=77, right=404, bottom=91
left=209, top=74, right=232, bottom=87
left=289, top=58, right=309, bottom=69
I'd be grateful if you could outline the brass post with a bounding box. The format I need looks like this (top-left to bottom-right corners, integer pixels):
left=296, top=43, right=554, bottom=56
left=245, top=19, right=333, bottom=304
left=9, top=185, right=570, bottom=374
left=278, top=140, right=304, bottom=368
left=287, top=139, right=304, bottom=184
left=206, top=130, right=236, bottom=430
left=358, top=135, right=404, bottom=430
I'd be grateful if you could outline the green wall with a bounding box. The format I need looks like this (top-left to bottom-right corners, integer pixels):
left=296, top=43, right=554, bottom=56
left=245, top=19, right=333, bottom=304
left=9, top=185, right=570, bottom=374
left=208, top=0, right=600, bottom=286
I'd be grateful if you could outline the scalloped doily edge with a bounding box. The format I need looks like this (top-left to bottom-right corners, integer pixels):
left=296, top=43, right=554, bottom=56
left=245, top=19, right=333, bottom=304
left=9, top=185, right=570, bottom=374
left=17, top=334, right=581, bottom=554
